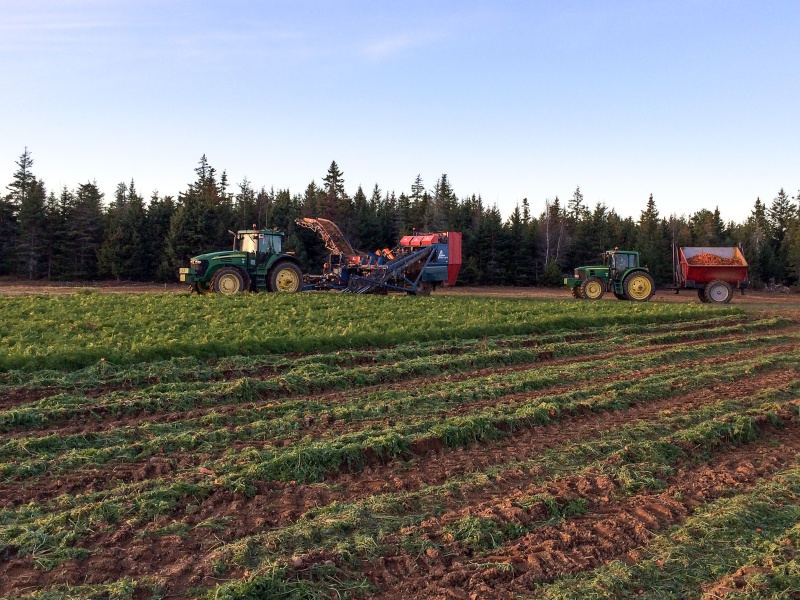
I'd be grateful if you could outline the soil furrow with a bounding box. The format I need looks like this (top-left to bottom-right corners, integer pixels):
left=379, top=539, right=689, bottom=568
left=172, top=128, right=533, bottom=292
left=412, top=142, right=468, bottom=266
left=367, top=415, right=800, bottom=600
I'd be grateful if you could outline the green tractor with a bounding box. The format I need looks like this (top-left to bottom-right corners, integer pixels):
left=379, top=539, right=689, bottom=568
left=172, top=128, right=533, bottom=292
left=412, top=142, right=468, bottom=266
left=564, top=250, right=655, bottom=302
left=179, top=229, right=304, bottom=295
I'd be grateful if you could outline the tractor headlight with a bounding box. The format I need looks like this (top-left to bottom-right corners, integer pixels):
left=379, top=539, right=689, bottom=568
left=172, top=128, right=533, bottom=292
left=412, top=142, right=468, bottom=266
left=191, top=259, right=209, bottom=277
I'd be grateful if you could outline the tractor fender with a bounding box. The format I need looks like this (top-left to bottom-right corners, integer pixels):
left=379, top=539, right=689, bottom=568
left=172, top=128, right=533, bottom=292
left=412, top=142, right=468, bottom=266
left=265, top=254, right=303, bottom=274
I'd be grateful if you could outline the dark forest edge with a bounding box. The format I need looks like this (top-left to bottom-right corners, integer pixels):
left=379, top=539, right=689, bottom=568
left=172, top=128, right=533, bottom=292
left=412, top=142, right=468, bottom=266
left=1, top=149, right=799, bottom=288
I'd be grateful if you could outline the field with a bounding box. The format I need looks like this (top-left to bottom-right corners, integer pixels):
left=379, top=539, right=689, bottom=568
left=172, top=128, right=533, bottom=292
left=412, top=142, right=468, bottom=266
left=1, top=291, right=799, bottom=599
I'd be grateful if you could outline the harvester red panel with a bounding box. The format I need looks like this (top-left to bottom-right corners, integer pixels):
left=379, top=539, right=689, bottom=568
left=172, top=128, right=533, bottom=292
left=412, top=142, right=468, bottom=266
left=447, top=231, right=462, bottom=285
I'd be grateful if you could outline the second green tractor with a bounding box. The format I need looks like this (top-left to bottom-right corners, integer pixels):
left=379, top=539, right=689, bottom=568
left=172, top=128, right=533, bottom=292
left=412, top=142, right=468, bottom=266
left=564, top=250, right=655, bottom=302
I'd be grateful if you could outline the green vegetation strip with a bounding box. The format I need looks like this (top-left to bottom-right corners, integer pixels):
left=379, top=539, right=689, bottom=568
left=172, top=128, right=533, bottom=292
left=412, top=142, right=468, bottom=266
left=0, top=293, right=735, bottom=371
left=1, top=333, right=796, bottom=480
left=528, top=459, right=800, bottom=600
left=1, top=317, right=785, bottom=434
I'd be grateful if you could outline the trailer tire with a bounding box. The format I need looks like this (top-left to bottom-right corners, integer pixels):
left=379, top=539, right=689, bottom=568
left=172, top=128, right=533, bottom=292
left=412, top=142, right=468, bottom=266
left=623, top=271, right=655, bottom=302
left=580, top=277, right=605, bottom=300
left=698, top=288, right=710, bottom=303
left=571, top=286, right=583, bottom=299
left=268, top=262, right=303, bottom=292
left=704, top=280, right=733, bottom=304
left=211, top=267, right=247, bottom=295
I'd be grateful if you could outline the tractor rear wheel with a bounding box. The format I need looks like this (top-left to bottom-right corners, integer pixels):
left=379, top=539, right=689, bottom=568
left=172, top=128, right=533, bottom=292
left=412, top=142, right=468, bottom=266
left=697, top=288, right=709, bottom=303
left=704, top=279, right=733, bottom=304
left=571, top=286, right=583, bottom=299
left=269, top=262, right=303, bottom=292
left=623, top=271, right=655, bottom=302
left=211, top=267, right=247, bottom=295
left=581, top=277, right=605, bottom=300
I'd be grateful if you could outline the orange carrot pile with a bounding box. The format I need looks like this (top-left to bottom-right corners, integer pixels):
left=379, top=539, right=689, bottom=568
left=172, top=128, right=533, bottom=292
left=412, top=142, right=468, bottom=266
left=686, top=253, right=743, bottom=266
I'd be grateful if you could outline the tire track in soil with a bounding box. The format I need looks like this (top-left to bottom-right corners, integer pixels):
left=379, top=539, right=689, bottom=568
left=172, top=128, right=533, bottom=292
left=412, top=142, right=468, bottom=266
left=0, top=320, right=777, bottom=435
left=0, top=317, right=749, bottom=412
left=365, top=415, right=800, bottom=600
left=3, top=327, right=794, bottom=443
left=1, top=373, right=797, bottom=597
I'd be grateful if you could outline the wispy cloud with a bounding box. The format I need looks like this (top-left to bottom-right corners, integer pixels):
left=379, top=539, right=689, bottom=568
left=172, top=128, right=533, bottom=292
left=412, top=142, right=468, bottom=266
left=362, top=30, right=446, bottom=61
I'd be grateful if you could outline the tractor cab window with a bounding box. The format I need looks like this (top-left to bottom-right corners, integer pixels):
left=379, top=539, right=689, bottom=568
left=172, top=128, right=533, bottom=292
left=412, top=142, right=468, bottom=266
left=614, top=254, right=636, bottom=271
left=258, top=235, right=281, bottom=254
left=240, top=234, right=258, bottom=254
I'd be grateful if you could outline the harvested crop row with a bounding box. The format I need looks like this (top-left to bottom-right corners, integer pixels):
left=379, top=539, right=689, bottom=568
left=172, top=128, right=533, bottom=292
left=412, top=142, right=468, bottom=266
left=2, top=317, right=783, bottom=433
left=3, top=370, right=796, bottom=596
left=2, top=314, right=750, bottom=399
left=2, top=335, right=796, bottom=483
left=36, top=386, right=796, bottom=600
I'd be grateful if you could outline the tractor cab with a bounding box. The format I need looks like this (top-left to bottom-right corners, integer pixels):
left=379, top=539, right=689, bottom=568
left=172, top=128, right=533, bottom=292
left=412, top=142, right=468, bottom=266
left=604, top=250, right=640, bottom=281
left=564, top=249, right=655, bottom=302
left=231, top=229, right=282, bottom=266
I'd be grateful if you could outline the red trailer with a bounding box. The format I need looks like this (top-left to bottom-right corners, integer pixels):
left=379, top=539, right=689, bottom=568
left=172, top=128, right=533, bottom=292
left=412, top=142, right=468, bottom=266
left=672, top=244, right=748, bottom=303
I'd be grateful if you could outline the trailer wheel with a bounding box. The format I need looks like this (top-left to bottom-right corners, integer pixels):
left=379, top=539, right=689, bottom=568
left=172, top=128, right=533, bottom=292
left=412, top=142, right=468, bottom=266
left=697, top=288, right=710, bottom=303
left=269, top=262, right=303, bottom=292
left=704, top=280, right=733, bottom=304
left=623, top=272, right=655, bottom=302
left=571, top=286, right=583, bottom=299
left=211, top=267, right=247, bottom=295
left=581, top=277, right=605, bottom=300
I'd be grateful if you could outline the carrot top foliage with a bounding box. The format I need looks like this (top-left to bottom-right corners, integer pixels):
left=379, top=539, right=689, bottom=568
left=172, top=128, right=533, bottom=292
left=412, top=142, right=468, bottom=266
left=0, top=292, right=736, bottom=372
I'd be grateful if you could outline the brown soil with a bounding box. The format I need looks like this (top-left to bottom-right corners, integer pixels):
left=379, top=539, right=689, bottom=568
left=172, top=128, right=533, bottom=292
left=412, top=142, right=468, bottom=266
left=1, top=370, right=797, bottom=597
left=367, top=414, right=800, bottom=600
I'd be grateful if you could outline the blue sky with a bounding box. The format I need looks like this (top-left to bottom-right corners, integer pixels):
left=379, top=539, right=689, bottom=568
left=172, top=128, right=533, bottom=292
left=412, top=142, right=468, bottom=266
left=2, top=0, right=798, bottom=222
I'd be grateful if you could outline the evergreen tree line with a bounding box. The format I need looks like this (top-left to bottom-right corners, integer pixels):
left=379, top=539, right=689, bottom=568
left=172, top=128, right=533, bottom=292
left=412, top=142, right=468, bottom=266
left=2, top=149, right=799, bottom=288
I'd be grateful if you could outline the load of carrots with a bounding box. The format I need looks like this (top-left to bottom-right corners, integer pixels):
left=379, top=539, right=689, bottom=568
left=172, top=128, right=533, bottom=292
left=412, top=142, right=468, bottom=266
left=686, top=253, right=743, bottom=266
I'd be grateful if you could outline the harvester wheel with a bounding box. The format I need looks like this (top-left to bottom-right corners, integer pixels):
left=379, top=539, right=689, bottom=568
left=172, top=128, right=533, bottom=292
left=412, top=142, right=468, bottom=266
left=571, top=286, right=583, bottom=299
left=704, top=279, right=733, bottom=304
left=580, top=277, right=605, bottom=300
left=211, top=268, right=246, bottom=295
left=623, top=272, right=655, bottom=302
left=268, top=262, right=303, bottom=292
left=697, top=288, right=709, bottom=303
left=414, top=282, right=434, bottom=296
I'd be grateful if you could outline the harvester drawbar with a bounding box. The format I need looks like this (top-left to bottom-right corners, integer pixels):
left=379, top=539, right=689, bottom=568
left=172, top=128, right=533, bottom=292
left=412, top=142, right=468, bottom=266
left=296, top=218, right=461, bottom=296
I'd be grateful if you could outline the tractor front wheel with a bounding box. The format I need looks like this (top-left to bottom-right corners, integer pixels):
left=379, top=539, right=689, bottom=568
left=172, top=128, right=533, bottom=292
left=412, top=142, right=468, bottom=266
left=623, top=272, right=655, bottom=302
left=211, top=268, right=247, bottom=295
left=704, top=280, right=733, bottom=304
left=196, top=281, right=213, bottom=295
left=581, top=277, right=605, bottom=300
left=269, top=262, right=303, bottom=292
left=571, top=286, right=583, bottom=299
